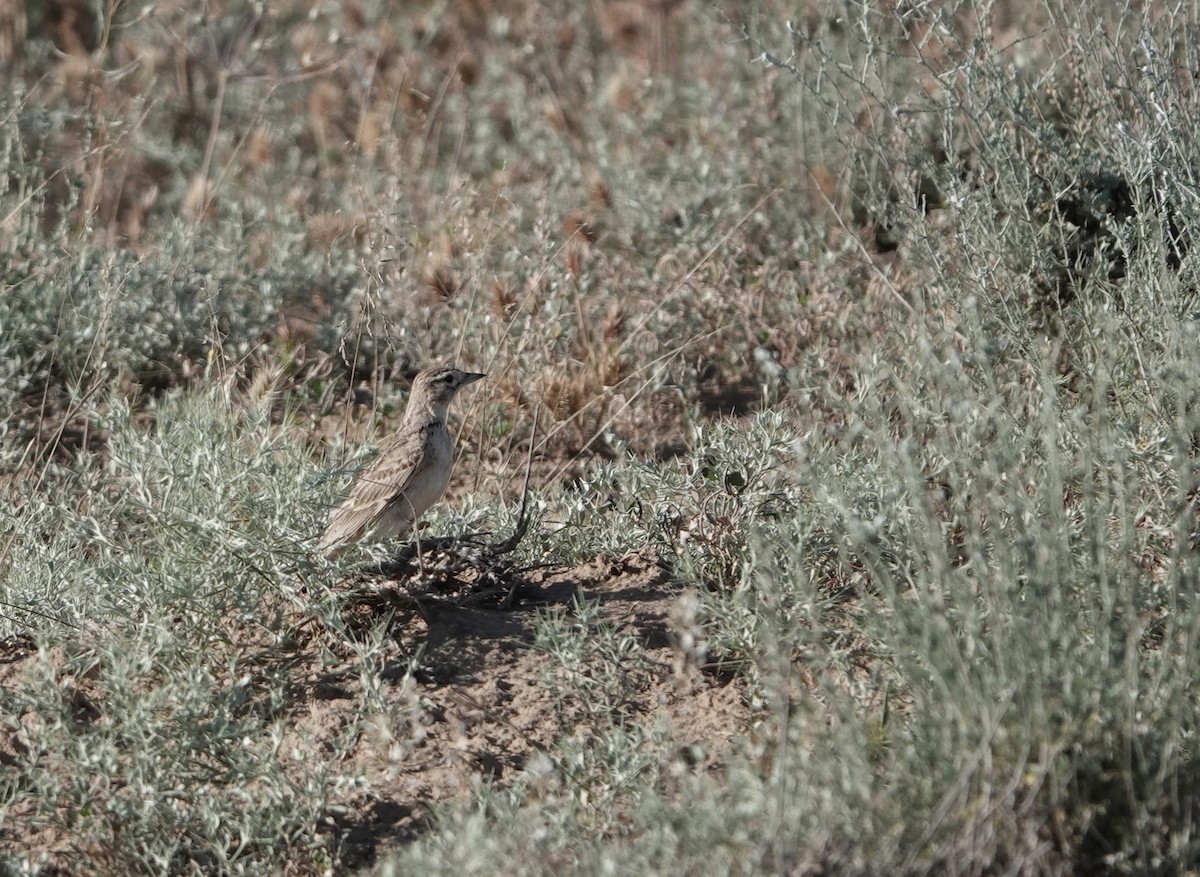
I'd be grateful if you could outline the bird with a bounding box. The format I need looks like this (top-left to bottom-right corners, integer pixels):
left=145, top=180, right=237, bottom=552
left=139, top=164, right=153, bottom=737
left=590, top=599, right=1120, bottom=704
left=319, top=365, right=485, bottom=559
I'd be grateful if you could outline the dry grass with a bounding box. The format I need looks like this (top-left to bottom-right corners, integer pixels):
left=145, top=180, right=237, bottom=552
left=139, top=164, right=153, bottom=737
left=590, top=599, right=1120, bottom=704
left=4, top=0, right=1200, bottom=874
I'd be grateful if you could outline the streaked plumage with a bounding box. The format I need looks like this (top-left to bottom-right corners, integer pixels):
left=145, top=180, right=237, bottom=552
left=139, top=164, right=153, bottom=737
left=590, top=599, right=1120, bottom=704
left=320, top=365, right=484, bottom=558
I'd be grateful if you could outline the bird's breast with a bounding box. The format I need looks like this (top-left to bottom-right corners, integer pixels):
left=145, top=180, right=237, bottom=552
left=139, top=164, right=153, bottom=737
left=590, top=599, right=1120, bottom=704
left=405, top=423, right=454, bottom=512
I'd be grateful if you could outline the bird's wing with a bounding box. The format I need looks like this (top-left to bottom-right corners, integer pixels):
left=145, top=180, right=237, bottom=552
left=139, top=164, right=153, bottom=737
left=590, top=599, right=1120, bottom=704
left=319, top=427, right=431, bottom=554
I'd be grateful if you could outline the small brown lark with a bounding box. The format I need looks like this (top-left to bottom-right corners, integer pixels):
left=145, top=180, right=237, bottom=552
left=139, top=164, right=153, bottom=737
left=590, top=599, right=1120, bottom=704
left=319, top=365, right=485, bottom=558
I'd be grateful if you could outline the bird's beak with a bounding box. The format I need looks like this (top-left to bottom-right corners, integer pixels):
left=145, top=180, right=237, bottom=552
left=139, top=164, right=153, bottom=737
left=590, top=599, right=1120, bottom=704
left=464, top=372, right=486, bottom=384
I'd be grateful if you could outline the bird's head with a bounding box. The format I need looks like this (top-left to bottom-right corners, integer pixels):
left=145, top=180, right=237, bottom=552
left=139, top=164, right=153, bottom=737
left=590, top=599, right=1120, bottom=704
left=411, top=365, right=486, bottom=407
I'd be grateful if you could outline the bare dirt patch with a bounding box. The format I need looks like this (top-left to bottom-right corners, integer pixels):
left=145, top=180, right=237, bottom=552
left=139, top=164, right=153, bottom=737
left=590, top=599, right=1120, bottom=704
left=316, top=545, right=750, bottom=868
